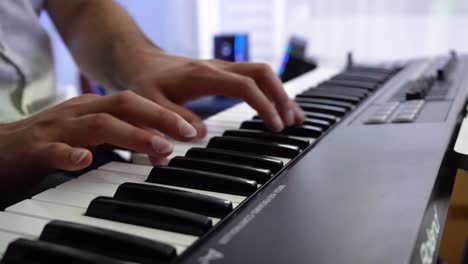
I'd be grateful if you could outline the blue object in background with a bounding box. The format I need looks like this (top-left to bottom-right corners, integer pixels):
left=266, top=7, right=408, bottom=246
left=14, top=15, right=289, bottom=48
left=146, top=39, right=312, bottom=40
left=214, top=34, right=249, bottom=62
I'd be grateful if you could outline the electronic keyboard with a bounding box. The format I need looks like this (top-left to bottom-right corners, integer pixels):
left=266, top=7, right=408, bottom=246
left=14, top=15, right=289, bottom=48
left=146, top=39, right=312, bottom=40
left=1, top=52, right=467, bottom=264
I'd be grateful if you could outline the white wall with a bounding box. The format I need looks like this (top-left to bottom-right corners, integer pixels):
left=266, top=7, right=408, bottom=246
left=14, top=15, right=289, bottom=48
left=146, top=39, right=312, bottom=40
left=117, top=0, right=199, bottom=57
left=285, top=0, right=468, bottom=64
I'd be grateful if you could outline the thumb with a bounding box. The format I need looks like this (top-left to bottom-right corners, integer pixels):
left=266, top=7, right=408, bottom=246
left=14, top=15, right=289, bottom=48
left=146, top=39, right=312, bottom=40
left=33, top=142, right=93, bottom=171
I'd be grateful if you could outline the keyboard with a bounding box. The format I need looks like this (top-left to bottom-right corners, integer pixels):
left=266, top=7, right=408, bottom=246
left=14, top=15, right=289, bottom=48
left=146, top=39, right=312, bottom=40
left=1, top=52, right=467, bottom=264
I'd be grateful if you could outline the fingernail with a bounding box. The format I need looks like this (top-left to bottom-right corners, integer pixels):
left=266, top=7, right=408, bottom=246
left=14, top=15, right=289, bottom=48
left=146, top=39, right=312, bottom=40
left=271, top=114, right=284, bottom=132
left=151, top=136, right=173, bottom=154
left=70, top=149, right=88, bottom=164
left=178, top=119, right=197, bottom=138
left=285, top=109, right=294, bottom=126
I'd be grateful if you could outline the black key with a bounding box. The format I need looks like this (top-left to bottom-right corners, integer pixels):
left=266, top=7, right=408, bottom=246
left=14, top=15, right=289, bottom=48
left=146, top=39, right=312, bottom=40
left=241, top=120, right=322, bottom=138
left=348, top=66, right=395, bottom=75
left=254, top=113, right=337, bottom=125
left=322, top=79, right=378, bottom=90
left=332, top=73, right=388, bottom=84
left=39, top=220, right=176, bottom=264
left=311, top=86, right=370, bottom=97
left=253, top=115, right=331, bottom=129
left=304, top=112, right=339, bottom=124
left=114, top=182, right=233, bottom=218
left=223, top=129, right=310, bottom=149
left=295, top=98, right=354, bottom=110
left=2, top=239, right=122, bottom=264
left=295, top=92, right=361, bottom=104
left=148, top=166, right=257, bottom=196
left=208, top=136, right=301, bottom=158
left=293, top=102, right=347, bottom=117
left=185, top=148, right=283, bottom=173
left=169, top=156, right=272, bottom=184
left=86, top=197, right=212, bottom=236
left=333, top=72, right=388, bottom=82
left=302, top=118, right=331, bottom=129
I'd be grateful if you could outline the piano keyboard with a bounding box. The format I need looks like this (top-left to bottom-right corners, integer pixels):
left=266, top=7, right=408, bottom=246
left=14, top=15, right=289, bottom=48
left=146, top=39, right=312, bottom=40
left=0, top=64, right=402, bottom=263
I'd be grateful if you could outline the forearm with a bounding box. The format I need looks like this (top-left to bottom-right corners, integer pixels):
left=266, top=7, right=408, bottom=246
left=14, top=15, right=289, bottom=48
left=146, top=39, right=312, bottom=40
left=45, top=0, right=163, bottom=89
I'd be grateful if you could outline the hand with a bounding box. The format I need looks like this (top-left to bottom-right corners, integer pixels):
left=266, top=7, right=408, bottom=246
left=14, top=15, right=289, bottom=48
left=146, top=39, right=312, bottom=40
left=120, top=51, right=306, bottom=138
left=0, top=91, right=197, bottom=191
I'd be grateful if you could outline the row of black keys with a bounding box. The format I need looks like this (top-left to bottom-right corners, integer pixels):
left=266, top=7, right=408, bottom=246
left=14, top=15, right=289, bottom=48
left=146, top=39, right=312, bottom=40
left=1, top=65, right=399, bottom=264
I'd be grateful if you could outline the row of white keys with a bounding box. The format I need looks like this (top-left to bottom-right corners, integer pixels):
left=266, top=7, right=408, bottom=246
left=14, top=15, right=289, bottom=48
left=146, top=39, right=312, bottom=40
left=5, top=199, right=192, bottom=250
left=95, top=165, right=245, bottom=203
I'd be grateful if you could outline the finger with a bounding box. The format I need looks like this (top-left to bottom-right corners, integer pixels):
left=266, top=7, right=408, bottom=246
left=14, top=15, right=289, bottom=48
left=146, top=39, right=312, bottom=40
left=221, top=62, right=303, bottom=126
left=201, top=70, right=284, bottom=132
left=149, top=156, right=170, bottom=166
left=154, top=96, right=207, bottom=138
left=80, top=91, right=198, bottom=141
left=293, top=103, right=306, bottom=124
left=171, top=63, right=283, bottom=131
left=32, top=142, right=92, bottom=171
left=52, top=93, right=101, bottom=111
left=63, top=113, right=174, bottom=158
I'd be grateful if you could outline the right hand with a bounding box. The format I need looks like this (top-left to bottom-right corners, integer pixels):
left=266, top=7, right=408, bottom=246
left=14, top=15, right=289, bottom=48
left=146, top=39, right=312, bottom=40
left=0, top=91, right=197, bottom=191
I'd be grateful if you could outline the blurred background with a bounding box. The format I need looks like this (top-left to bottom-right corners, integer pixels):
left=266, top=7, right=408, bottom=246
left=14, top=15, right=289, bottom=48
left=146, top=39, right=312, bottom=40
left=40, top=0, right=468, bottom=96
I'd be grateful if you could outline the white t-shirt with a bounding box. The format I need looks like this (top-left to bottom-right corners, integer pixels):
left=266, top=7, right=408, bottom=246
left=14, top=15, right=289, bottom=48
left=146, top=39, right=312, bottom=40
left=0, top=0, right=58, bottom=122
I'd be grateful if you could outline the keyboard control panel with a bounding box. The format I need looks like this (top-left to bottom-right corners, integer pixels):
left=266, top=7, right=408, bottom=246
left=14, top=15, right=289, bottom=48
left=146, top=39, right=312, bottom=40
left=358, top=51, right=465, bottom=125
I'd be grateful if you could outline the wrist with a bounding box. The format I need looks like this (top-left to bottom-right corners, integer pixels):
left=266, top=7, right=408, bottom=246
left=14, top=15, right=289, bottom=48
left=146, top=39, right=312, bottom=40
left=108, top=35, right=165, bottom=90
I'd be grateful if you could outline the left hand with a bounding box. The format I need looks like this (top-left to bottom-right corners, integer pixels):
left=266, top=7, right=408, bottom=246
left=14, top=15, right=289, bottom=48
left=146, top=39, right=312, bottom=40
left=119, top=50, right=306, bottom=138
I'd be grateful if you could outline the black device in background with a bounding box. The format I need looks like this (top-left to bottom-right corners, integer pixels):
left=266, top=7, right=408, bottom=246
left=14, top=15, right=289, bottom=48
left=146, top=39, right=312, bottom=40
left=279, top=37, right=317, bottom=82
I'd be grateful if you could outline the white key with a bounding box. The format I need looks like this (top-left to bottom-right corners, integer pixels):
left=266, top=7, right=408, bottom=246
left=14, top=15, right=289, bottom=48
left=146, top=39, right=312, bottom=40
left=207, top=126, right=232, bottom=134
left=99, top=162, right=152, bottom=176
left=0, top=212, right=186, bottom=254
left=82, top=169, right=146, bottom=181
left=0, top=230, right=26, bottom=255
left=263, top=156, right=291, bottom=166
left=57, top=179, right=118, bottom=197
left=78, top=171, right=246, bottom=203
left=33, top=189, right=97, bottom=208
left=172, top=141, right=210, bottom=154
left=208, top=113, right=254, bottom=122
left=6, top=200, right=196, bottom=247
left=131, top=152, right=153, bottom=166
left=204, top=120, right=240, bottom=130
left=0, top=212, right=48, bottom=237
